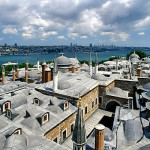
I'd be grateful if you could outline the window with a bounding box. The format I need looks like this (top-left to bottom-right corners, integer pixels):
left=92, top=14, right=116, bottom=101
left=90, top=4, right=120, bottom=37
left=43, top=113, right=49, bottom=124
left=95, top=98, right=98, bottom=105
left=13, top=129, right=21, bottom=135
left=63, top=130, right=67, bottom=141
left=99, top=97, right=102, bottom=104
left=14, top=130, right=19, bottom=135
left=3, top=102, right=10, bottom=112
left=64, top=101, right=69, bottom=110
left=92, top=101, right=94, bottom=108
left=85, top=106, right=88, bottom=114
left=6, top=110, right=11, bottom=119
left=71, top=123, right=74, bottom=133
left=33, top=98, right=39, bottom=106
left=53, top=137, right=57, bottom=143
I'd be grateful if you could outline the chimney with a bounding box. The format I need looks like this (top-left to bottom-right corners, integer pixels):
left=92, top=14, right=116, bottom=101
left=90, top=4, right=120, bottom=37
left=95, top=124, right=105, bottom=150
left=13, top=65, right=15, bottom=81
left=72, top=64, right=75, bottom=73
left=137, top=68, right=142, bottom=77
left=45, top=67, right=51, bottom=83
left=17, top=63, right=19, bottom=78
left=89, top=51, right=92, bottom=76
left=51, top=67, right=53, bottom=81
left=42, top=62, right=47, bottom=83
left=2, top=66, right=5, bottom=85
left=25, top=66, right=28, bottom=83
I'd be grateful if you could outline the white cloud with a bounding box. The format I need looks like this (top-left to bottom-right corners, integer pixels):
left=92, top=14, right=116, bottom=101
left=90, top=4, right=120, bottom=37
left=138, top=32, right=145, bottom=35
left=80, top=36, right=87, bottom=39
left=135, top=16, right=150, bottom=29
left=57, top=35, right=65, bottom=39
left=0, top=0, right=149, bottom=44
left=3, top=27, right=18, bottom=34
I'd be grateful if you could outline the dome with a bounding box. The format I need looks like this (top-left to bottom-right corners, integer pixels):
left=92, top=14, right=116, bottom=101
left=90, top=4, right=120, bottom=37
left=92, top=74, right=108, bottom=81
left=81, top=63, right=88, bottom=67
left=139, top=144, right=150, bottom=150
left=69, top=58, right=80, bottom=65
left=42, top=62, right=47, bottom=65
left=4, top=135, right=27, bottom=148
left=58, top=80, right=72, bottom=90
left=56, top=55, right=72, bottom=66
left=143, top=82, right=150, bottom=90
left=146, top=91, right=150, bottom=98
left=45, top=67, right=51, bottom=71
left=104, top=127, right=114, bottom=141
left=129, top=52, right=140, bottom=59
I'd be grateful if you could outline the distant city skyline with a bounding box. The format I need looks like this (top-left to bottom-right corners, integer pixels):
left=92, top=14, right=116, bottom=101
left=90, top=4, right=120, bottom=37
left=0, top=0, right=150, bottom=46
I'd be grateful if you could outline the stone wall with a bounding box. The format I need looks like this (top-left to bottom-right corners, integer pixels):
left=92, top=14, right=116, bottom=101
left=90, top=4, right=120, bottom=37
left=80, top=86, right=99, bottom=120
left=138, top=77, right=150, bottom=86
left=45, top=113, right=76, bottom=144
left=115, top=79, right=138, bottom=96
left=103, top=95, right=128, bottom=109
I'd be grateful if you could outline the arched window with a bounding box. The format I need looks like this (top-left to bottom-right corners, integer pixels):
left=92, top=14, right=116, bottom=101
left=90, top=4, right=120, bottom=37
left=3, top=101, right=11, bottom=112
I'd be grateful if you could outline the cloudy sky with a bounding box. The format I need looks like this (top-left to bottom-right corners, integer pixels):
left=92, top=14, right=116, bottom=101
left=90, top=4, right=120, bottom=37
left=0, top=0, right=150, bottom=46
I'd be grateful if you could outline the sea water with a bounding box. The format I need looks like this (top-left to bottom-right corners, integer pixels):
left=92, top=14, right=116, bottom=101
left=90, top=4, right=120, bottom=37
left=0, top=49, right=149, bottom=65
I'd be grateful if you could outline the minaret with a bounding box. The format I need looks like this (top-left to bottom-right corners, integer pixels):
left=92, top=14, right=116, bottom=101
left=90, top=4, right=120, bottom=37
left=53, top=59, right=58, bottom=92
left=89, top=51, right=92, bottom=76
left=95, top=124, right=105, bottom=150
left=72, top=95, right=86, bottom=150
left=95, top=52, right=98, bottom=74
left=37, top=56, right=40, bottom=70
left=129, top=58, right=132, bottom=79
left=116, top=58, right=118, bottom=71
left=13, top=65, right=15, bottom=81
left=17, top=62, right=19, bottom=78
left=25, top=65, right=28, bottom=83
left=26, top=60, right=29, bottom=71
left=2, top=66, right=5, bottom=85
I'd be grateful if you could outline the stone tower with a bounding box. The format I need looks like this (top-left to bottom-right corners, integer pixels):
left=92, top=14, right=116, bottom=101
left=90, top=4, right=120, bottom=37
left=2, top=66, right=5, bottom=85
left=53, top=59, right=58, bottom=92
left=89, top=51, right=92, bottom=76
left=72, top=98, right=87, bottom=150
left=95, top=52, right=98, bottom=74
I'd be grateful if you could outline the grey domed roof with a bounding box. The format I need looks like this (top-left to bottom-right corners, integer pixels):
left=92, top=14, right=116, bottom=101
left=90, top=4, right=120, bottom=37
left=58, top=80, right=72, bottom=90
left=130, top=52, right=140, bottom=59
left=92, top=74, right=108, bottom=81
left=45, top=67, right=51, bottom=71
left=81, top=63, right=88, bottom=67
left=104, top=127, right=114, bottom=141
left=4, top=135, right=27, bottom=148
left=139, top=144, right=150, bottom=150
left=56, top=56, right=72, bottom=66
left=42, top=62, right=47, bottom=65
left=142, top=83, right=150, bottom=91
left=123, top=119, right=143, bottom=143
left=70, top=58, right=80, bottom=65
